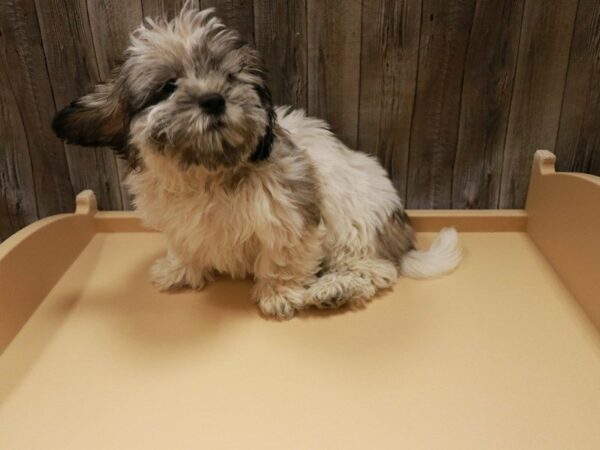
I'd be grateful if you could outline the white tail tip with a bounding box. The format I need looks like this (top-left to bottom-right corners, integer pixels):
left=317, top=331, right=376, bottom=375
left=401, top=227, right=463, bottom=279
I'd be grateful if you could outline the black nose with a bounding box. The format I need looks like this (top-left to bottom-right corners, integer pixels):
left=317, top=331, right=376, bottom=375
left=198, top=93, right=225, bottom=116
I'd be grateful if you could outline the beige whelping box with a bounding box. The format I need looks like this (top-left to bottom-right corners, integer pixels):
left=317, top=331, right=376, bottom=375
left=1, top=150, right=599, bottom=449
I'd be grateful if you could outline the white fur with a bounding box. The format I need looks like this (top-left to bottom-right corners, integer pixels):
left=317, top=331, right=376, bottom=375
left=401, top=228, right=463, bottom=279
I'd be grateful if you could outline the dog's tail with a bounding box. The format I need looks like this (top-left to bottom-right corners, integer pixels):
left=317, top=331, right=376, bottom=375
left=400, top=227, right=462, bottom=279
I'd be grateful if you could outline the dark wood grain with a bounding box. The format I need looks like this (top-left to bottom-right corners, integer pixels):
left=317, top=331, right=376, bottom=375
left=0, top=40, right=38, bottom=240
left=254, top=0, right=307, bottom=109
left=201, top=0, right=255, bottom=44
left=5, top=0, right=600, bottom=241
left=141, top=0, right=188, bottom=20
left=307, top=0, right=362, bottom=149
left=555, top=0, right=600, bottom=176
left=500, top=0, right=579, bottom=208
left=406, top=0, right=476, bottom=208
left=35, top=0, right=123, bottom=211
left=0, top=0, right=74, bottom=221
left=451, top=0, right=524, bottom=209
left=86, top=1, right=144, bottom=79
left=358, top=0, right=421, bottom=201
left=87, top=0, right=144, bottom=209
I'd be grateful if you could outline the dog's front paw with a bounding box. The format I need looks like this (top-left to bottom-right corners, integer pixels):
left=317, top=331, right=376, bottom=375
left=307, top=272, right=376, bottom=309
left=150, top=256, right=207, bottom=292
left=254, top=283, right=306, bottom=319
left=258, top=294, right=297, bottom=319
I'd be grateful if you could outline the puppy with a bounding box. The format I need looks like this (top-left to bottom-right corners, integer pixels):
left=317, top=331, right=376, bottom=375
left=52, top=3, right=461, bottom=319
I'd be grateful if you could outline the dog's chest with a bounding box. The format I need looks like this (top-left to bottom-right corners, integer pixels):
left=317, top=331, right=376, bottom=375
left=128, top=168, right=271, bottom=275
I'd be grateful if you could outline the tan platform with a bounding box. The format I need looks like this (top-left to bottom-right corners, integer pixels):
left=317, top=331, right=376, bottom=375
left=1, top=151, right=599, bottom=449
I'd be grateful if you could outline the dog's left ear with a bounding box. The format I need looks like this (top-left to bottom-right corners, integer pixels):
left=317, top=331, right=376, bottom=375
left=52, top=76, right=129, bottom=148
left=249, top=82, right=276, bottom=162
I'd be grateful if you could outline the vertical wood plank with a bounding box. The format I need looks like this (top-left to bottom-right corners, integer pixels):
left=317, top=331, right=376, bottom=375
left=0, top=0, right=74, bottom=218
left=201, top=0, right=255, bottom=44
left=141, top=0, right=188, bottom=19
left=358, top=0, right=421, bottom=200
left=451, top=0, right=524, bottom=209
left=307, top=0, right=362, bottom=148
left=4, top=0, right=600, bottom=242
left=406, top=0, right=475, bottom=208
left=87, top=0, right=144, bottom=209
left=35, top=0, right=123, bottom=211
left=555, top=0, right=600, bottom=176
left=86, top=1, right=144, bottom=79
left=499, top=0, right=579, bottom=208
left=254, top=0, right=307, bottom=109
left=0, top=50, right=39, bottom=240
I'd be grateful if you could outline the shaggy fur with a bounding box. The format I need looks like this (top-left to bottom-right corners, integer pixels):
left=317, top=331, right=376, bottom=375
left=52, top=2, right=462, bottom=319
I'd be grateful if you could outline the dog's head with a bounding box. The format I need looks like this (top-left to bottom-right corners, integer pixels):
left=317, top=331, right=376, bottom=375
left=52, top=4, right=275, bottom=170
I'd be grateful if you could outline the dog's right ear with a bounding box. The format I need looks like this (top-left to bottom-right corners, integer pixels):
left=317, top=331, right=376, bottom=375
left=52, top=77, right=128, bottom=148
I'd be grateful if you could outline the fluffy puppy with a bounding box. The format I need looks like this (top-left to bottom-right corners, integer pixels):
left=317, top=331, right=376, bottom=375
left=52, top=3, right=462, bottom=319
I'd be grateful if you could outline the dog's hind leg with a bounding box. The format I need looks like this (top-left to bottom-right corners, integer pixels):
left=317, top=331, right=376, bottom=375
left=253, top=225, right=325, bottom=319
left=306, top=258, right=398, bottom=309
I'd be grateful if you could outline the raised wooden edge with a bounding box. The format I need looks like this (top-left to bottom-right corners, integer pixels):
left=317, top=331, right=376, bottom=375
left=75, top=189, right=98, bottom=215
left=0, top=190, right=100, bottom=262
left=531, top=149, right=600, bottom=184
left=90, top=210, right=529, bottom=233
left=88, top=208, right=532, bottom=233
left=0, top=212, right=96, bottom=353
left=408, top=210, right=528, bottom=232
left=93, top=212, right=152, bottom=232
left=526, top=149, right=600, bottom=333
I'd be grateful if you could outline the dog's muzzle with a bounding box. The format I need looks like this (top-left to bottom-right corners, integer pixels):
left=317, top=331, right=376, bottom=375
left=198, top=93, right=225, bottom=116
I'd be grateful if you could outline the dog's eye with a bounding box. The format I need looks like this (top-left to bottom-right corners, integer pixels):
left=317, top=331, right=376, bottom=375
left=160, top=79, right=178, bottom=95
left=142, top=79, right=178, bottom=110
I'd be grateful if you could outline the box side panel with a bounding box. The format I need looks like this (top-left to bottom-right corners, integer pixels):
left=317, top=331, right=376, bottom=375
left=526, top=150, right=600, bottom=332
left=0, top=214, right=95, bottom=353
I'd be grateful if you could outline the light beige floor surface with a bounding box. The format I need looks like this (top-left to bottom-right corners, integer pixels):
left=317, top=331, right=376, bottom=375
left=1, top=232, right=600, bottom=449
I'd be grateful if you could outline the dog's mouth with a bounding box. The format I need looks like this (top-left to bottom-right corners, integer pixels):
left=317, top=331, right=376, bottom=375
left=207, top=118, right=225, bottom=131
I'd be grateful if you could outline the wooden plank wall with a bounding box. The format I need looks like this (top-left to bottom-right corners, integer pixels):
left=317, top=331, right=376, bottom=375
left=1, top=0, right=598, bottom=240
